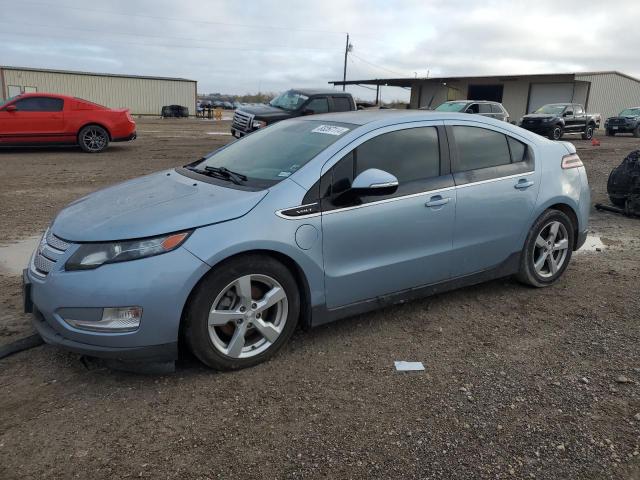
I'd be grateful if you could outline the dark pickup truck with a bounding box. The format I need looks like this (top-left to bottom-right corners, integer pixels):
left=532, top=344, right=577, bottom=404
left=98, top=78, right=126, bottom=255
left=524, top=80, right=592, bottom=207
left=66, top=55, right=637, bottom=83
left=520, top=103, right=601, bottom=141
left=230, top=89, right=356, bottom=138
left=605, top=107, right=640, bottom=137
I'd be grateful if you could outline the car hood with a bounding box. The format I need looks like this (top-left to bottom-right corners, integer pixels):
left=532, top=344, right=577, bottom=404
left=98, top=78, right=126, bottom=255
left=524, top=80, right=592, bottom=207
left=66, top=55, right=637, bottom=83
left=522, top=114, right=556, bottom=120
left=608, top=115, right=639, bottom=120
left=237, top=105, right=295, bottom=120
left=51, top=170, right=268, bottom=242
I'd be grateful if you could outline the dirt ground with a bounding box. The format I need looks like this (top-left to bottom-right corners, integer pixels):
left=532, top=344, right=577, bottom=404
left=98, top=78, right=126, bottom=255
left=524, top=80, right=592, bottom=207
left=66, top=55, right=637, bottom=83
left=0, top=118, right=639, bottom=479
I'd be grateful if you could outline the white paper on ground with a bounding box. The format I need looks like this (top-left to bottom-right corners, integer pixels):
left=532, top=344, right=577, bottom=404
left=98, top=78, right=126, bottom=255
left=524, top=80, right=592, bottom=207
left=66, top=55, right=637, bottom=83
left=394, top=361, right=425, bottom=372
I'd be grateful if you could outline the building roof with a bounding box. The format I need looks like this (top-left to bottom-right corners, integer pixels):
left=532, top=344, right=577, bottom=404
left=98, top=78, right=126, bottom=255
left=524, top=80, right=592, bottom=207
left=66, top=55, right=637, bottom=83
left=0, top=65, right=196, bottom=83
left=330, top=71, right=640, bottom=87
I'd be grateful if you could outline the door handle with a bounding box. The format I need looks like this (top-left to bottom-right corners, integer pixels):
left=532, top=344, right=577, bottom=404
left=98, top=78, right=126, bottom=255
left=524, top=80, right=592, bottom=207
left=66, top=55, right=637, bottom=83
left=514, top=179, right=534, bottom=190
left=425, top=196, right=450, bottom=207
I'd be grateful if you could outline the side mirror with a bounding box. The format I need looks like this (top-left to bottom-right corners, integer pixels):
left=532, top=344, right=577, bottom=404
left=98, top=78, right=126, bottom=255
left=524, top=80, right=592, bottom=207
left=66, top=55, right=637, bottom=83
left=564, top=111, right=573, bottom=116
left=302, top=109, right=315, bottom=115
left=5, top=104, right=17, bottom=112
left=351, top=168, right=398, bottom=195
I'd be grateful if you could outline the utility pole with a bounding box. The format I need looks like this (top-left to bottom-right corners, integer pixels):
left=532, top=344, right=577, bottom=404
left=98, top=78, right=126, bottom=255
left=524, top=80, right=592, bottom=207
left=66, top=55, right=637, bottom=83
left=342, top=33, right=352, bottom=91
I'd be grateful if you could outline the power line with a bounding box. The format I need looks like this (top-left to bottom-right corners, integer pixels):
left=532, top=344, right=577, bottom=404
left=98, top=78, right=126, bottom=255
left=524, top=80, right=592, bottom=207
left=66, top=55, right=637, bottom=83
left=11, top=1, right=349, bottom=35
left=0, top=20, right=340, bottom=50
left=349, top=53, right=407, bottom=77
left=0, top=30, right=339, bottom=52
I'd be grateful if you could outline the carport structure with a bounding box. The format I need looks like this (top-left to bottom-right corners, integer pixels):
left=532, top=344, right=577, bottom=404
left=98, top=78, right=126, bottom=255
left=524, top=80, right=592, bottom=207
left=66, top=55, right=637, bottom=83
left=330, top=71, right=640, bottom=121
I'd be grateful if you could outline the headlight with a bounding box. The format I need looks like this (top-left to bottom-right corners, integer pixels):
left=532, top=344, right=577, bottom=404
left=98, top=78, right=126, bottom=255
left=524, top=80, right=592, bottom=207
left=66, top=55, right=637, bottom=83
left=65, top=231, right=192, bottom=271
left=253, top=120, right=267, bottom=129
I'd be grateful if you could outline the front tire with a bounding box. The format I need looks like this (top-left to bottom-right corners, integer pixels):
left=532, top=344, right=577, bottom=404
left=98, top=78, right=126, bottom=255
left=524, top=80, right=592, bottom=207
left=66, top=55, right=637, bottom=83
left=185, top=255, right=300, bottom=371
left=517, top=210, right=574, bottom=288
left=549, top=125, right=563, bottom=141
left=581, top=124, right=594, bottom=140
left=78, top=125, right=110, bottom=153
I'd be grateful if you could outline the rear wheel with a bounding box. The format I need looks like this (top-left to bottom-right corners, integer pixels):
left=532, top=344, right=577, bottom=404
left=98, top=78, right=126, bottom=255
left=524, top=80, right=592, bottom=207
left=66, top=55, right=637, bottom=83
left=549, top=125, right=563, bottom=140
left=78, top=125, right=109, bottom=153
left=185, top=255, right=300, bottom=371
left=581, top=124, right=595, bottom=140
left=517, top=210, right=574, bottom=287
left=609, top=196, right=627, bottom=208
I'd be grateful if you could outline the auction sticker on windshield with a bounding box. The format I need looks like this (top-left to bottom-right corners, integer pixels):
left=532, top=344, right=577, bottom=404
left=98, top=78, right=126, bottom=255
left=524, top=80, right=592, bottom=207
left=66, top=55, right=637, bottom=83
left=311, top=125, right=350, bottom=136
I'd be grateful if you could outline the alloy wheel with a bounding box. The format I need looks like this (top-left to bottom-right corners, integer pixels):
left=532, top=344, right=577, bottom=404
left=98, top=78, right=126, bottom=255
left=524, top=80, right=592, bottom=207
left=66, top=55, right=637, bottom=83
left=552, top=127, right=562, bottom=140
left=82, top=128, right=107, bottom=152
left=207, top=274, right=288, bottom=359
left=533, top=220, right=569, bottom=279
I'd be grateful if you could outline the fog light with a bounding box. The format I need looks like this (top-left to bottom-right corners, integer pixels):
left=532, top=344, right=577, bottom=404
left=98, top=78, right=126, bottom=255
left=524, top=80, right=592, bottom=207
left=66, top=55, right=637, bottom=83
left=65, top=306, right=142, bottom=332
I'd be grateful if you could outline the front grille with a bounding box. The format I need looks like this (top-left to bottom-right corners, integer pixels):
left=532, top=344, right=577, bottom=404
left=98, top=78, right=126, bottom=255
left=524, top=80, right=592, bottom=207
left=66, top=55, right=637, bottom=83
left=232, top=110, right=254, bottom=132
left=609, top=118, right=627, bottom=125
left=31, top=229, right=72, bottom=277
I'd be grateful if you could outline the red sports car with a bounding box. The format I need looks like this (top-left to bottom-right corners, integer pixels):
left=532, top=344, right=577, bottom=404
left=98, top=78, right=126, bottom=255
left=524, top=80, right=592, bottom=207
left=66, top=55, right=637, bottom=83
left=0, top=93, right=136, bottom=153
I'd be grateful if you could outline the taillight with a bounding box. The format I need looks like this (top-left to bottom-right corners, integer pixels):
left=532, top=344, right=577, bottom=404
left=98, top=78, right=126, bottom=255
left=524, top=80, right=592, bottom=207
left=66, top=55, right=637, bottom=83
left=561, top=153, right=583, bottom=169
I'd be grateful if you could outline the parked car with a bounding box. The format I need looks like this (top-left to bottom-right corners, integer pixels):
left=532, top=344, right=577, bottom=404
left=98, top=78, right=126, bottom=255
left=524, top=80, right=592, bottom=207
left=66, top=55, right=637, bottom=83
left=431, top=100, right=510, bottom=122
left=222, top=102, right=234, bottom=110
left=0, top=93, right=136, bottom=153
left=161, top=105, right=189, bottom=118
left=604, top=107, right=640, bottom=137
left=25, top=111, right=590, bottom=371
left=520, top=103, right=600, bottom=141
left=230, top=89, right=356, bottom=138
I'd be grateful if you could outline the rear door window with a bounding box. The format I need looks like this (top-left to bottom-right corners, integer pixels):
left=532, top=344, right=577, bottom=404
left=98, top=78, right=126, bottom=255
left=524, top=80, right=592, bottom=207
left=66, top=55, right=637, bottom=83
left=14, top=97, right=63, bottom=112
left=490, top=104, right=504, bottom=113
left=574, top=105, right=584, bottom=115
left=452, top=126, right=511, bottom=171
left=477, top=103, right=492, bottom=114
left=332, top=97, right=352, bottom=112
left=306, top=97, right=329, bottom=114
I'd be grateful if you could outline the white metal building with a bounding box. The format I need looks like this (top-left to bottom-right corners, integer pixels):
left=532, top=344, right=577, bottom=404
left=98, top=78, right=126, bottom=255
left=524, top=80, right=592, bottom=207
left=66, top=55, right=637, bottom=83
left=0, top=66, right=197, bottom=116
left=331, top=71, right=640, bottom=122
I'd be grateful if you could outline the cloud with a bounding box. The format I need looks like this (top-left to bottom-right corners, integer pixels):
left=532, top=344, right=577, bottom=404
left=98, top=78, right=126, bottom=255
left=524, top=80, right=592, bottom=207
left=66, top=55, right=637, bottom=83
left=1, top=0, right=638, bottom=102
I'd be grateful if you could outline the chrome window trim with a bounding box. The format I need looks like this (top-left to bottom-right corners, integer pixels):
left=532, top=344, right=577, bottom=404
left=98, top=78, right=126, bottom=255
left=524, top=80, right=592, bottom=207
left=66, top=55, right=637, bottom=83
left=275, top=170, right=535, bottom=220
left=455, top=171, right=535, bottom=189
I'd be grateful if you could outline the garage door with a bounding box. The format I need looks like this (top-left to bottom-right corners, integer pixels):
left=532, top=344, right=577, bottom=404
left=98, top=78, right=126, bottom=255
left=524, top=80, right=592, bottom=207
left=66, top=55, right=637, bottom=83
left=527, top=83, right=575, bottom=113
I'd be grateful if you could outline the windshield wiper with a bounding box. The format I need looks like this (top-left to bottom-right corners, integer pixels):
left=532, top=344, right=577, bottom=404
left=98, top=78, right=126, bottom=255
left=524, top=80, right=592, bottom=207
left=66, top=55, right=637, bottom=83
left=204, top=166, right=247, bottom=185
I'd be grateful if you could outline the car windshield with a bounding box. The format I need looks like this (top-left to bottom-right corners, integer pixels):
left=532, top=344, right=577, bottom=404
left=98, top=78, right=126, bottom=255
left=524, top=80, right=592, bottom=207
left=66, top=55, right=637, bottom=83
left=435, top=102, right=468, bottom=112
left=193, top=119, right=355, bottom=186
left=535, top=104, right=567, bottom=114
left=269, top=91, right=309, bottom=111
left=619, top=108, right=640, bottom=117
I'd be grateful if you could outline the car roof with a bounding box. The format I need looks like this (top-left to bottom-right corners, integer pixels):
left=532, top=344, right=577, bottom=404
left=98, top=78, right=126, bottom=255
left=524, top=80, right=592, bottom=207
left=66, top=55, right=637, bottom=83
left=10, top=92, right=73, bottom=100
left=291, top=88, right=350, bottom=96
left=303, top=109, right=513, bottom=127
left=443, top=99, right=499, bottom=104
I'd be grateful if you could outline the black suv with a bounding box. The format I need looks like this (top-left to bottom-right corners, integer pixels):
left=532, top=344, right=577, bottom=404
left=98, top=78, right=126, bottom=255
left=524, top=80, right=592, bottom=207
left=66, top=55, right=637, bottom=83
left=231, top=89, right=356, bottom=138
left=605, top=107, right=640, bottom=137
left=520, top=103, right=600, bottom=140
left=430, top=100, right=510, bottom=122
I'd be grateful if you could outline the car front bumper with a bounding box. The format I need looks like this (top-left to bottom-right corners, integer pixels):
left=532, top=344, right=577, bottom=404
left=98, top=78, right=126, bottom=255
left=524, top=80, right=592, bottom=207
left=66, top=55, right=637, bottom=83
left=24, top=245, right=210, bottom=362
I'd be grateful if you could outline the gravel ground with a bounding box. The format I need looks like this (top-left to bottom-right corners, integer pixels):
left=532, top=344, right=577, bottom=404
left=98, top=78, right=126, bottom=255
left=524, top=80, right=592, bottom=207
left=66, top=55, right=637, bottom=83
left=0, top=119, right=639, bottom=479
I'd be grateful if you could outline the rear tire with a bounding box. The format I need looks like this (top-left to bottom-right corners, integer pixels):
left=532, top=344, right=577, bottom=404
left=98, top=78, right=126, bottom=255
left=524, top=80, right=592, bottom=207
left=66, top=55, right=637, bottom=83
left=549, top=125, right=563, bottom=140
left=581, top=124, right=595, bottom=140
left=517, top=209, right=574, bottom=288
left=609, top=196, right=627, bottom=208
left=184, top=255, right=300, bottom=371
left=78, top=125, right=109, bottom=153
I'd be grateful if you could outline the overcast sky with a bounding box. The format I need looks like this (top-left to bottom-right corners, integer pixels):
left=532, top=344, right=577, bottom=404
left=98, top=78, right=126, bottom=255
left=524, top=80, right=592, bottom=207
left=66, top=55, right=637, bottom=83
left=2, top=0, right=639, bottom=102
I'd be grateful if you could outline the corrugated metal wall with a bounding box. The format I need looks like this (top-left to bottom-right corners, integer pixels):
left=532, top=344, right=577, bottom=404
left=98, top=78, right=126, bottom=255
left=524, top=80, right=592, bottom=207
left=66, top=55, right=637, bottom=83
left=1, top=68, right=196, bottom=115
left=576, top=73, right=640, bottom=120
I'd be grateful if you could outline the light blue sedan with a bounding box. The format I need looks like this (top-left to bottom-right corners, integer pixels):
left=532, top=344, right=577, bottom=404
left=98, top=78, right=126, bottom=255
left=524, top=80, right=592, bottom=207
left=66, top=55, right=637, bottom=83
left=24, top=111, right=590, bottom=370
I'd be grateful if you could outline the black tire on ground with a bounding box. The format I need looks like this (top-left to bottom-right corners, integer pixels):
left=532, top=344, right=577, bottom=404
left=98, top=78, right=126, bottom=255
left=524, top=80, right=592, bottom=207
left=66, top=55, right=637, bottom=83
left=549, top=125, right=563, bottom=141
left=184, top=254, right=300, bottom=371
left=634, top=125, right=640, bottom=138
left=78, top=125, right=110, bottom=153
left=606, top=129, right=615, bottom=136
left=609, top=196, right=627, bottom=208
left=581, top=124, right=595, bottom=140
left=517, top=209, right=575, bottom=288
